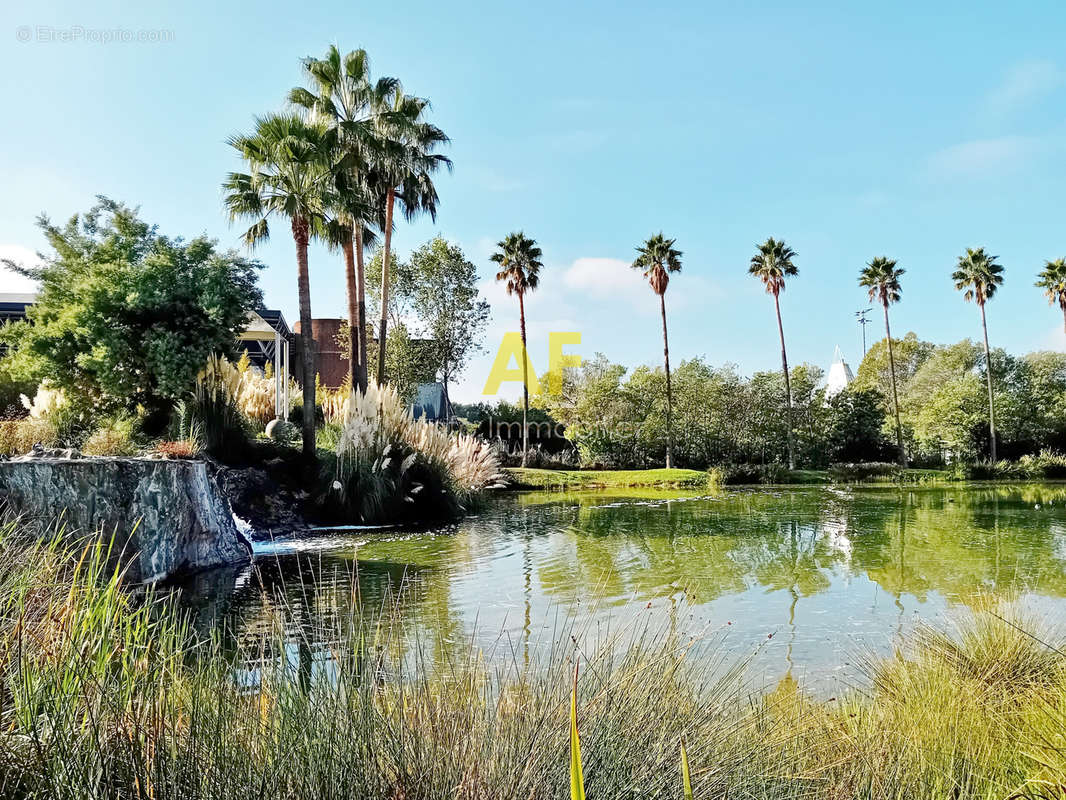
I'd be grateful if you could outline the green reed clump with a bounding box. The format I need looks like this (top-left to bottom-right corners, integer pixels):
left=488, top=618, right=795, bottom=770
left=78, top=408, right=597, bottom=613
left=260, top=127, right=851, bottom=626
left=3, top=525, right=1066, bottom=799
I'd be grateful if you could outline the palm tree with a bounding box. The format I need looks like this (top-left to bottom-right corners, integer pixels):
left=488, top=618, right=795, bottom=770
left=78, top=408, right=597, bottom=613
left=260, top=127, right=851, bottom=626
left=223, top=113, right=337, bottom=458
left=952, top=247, right=1005, bottom=461
left=633, top=233, right=683, bottom=469
left=290, top=46, right=389, bottom=392
left=1036, top=258, right=1066, bottom=340
left=749, top=238, right=799, bottom=470
left=491, top=232, right=542, bottom=467
left=371, top=89, right=451, bottom=385
left=859, top=257, right=907, bottom=467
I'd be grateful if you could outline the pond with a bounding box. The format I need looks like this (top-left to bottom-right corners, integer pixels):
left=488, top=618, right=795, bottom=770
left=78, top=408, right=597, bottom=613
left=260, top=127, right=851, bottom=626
left=176, top=484, right=1066, bottom=693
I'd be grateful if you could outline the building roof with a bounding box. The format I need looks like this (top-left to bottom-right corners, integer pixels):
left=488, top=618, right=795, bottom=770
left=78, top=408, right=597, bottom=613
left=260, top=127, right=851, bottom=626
left=825, top=346, right=855, bottom=399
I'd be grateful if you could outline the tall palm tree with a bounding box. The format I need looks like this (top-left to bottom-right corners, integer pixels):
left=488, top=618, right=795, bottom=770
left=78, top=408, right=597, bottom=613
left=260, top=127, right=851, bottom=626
left=749, top=238, right=799, bottom=469
left=290, top=46, right=389, bottom=392
left=491, top=232, right=542, bottom=467
left=633, top=233, right=683, bottom=469
left=952, top=247, right=1005, bottom=461
left=859, top=257, right=907, bottom=466
left=371, top=89, right=451, bottom=385
left=1036, top=257, right=1066, bottom=340
left=223, top=113, right=337, bottom=458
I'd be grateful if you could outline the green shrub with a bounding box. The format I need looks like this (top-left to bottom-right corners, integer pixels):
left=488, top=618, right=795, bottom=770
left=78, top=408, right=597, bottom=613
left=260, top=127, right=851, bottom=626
left=81, top=415, right=141, bottom=456
left=187, top=358, right=251, bottom=460
left=828, top=462, right=901, bottom=482
left=708, top=463, right=785, bottom=485
left=1019, top=449, right=1066, bottom=480
left=955, top=459, right=1027, bottom=480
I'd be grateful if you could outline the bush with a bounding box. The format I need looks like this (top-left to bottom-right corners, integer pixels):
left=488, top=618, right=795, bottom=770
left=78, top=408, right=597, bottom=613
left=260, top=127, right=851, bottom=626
left=0, top=418, right=59, bottom=456
left=81, top=415, right=141, bottom=456
left=955, top=459, right=1027, bottom=481
left=1019, top=449, right=1066, bottom=480
left=187, top=356, right=251, bottom=460
left=153, top=440, right=200, bottom=459
left=708, top=463, right=785, bottom=485
left=330, top=383, right=502, bottom=523
left=828, top=462, right=901, bottom=482
left=0, top=198, right=262, bottom=420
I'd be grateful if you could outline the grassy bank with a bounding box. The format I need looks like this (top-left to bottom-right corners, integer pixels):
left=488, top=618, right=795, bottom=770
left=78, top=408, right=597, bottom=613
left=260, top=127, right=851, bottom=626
left=504, top=467, right=710, bottom=490
left=4, top=526, right=1066, bottom=798
left=504, top=465, right=958, bottom=490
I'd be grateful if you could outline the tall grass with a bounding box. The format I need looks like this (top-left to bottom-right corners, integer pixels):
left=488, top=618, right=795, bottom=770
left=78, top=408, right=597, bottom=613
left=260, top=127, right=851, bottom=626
left=3, top=526, right=1066, bottom=798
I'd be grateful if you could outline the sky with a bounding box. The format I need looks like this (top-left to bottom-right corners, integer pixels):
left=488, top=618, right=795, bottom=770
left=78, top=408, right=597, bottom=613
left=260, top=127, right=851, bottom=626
left=1, top=0, right=1065, bottom=403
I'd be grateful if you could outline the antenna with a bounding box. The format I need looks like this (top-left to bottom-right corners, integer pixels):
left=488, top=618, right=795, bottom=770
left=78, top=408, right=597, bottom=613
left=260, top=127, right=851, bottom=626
left=855, top=308, right=873, bottom=356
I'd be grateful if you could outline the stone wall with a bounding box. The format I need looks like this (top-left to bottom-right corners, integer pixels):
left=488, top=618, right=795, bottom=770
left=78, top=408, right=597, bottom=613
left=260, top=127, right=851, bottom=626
left=0, top=457, right=252, bottom=582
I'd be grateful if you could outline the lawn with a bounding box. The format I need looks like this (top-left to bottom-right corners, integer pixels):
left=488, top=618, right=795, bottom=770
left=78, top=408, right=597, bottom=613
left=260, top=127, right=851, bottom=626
left=504, top=466, right=959, bottom=490
left=503, top=467, right=709, bottom=490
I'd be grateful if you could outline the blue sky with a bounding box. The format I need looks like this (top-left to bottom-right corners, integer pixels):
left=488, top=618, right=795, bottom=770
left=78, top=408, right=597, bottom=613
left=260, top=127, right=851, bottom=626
left=2, top=0, right=1065, bottom=402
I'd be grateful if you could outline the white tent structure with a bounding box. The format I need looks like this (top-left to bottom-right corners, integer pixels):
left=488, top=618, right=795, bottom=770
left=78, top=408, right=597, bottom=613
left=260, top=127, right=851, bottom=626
left=238, top=311, right=290, bottom=420
left=825, top=346, right=855, bottom=400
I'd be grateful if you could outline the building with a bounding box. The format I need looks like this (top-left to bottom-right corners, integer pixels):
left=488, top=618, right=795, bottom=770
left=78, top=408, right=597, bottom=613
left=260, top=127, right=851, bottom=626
left=825, top=346, right=855, bottom=400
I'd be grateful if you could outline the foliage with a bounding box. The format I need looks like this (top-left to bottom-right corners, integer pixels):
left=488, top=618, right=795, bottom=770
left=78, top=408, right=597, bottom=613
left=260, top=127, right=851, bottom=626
left=331, top=382, right=502, bottom=522
left=405, top=237, right=490, bottom=405
left=0, top=198, right=262, bottom=424
left=505, top=467, right=708, bottom=490
left=825, top=388, right=891, bottom=463
left=707, top=463, right=786, bottom=485
left=826, top=462, right=901, bottom=482
left=0, top=417, right=58, bottom=456
left=81, top=414, right=141, bottom=456
left=544, top=354, right=832, bottom=469
left=188, top=355, right=251, bottom=459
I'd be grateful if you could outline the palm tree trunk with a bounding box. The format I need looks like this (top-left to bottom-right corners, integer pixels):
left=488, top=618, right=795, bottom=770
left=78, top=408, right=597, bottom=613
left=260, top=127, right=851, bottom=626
left=774, top=292, right=794, bottom=470
left=376, top=187, right=395, bottom=386
left=980, top=303, right=998, bottom=461
left=355, top=222, right=368, bottom=393
left=342, top=233, right=360, bottom=390
left=659, top=292, right=674, bottom=469
left=883, top=302, right=906, bottom=467
left=292, top=218, right=316, bottom=459
left=519, top=291, right=529, bottom=468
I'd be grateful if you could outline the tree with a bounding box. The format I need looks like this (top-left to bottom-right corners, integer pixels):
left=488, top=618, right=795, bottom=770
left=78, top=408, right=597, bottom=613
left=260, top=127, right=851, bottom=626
left=859, top=257, right=907, bottom=466
left=952, top=247, right=1005, bottom=461
left=370, top=88, right=451, bottom=386
left=1036, top=258, right=1066, bottom=340
left=290, top=45, right=388, bottom=392
left=491, top=232, right=542, bottom=467
left=826, top=388, right=889, bottom=463
left=0, top=198, right=262, bottom=424
left=407, top=237, right=490, bottom=416
left=223, top=113, right=338, bottom=458
left=632, top=233, right=683, bottom=468
left=749, top=238, right=799, bottom=469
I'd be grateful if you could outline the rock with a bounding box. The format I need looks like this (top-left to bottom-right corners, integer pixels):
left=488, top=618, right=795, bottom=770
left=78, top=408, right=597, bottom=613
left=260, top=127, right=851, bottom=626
left=0, top=457, right=251, bottom=582
left=211, top=463, right=310, bottom=541
left=265, top=418, right=298, bottom=444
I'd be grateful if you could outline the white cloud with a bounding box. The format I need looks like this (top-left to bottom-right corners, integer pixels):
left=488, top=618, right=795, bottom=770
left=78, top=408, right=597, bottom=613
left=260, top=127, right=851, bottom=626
left=984, top=60, right=1062, bottom=116
left=562, top=257, right=650, bottom=307
left=926, top=135, right=1041, bottom=178
left=0, top=245, right=42, bottom=293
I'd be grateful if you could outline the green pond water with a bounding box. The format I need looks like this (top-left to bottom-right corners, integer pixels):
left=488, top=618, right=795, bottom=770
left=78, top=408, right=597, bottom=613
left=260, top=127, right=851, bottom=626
left=178, top=484, right=1066, bottom=692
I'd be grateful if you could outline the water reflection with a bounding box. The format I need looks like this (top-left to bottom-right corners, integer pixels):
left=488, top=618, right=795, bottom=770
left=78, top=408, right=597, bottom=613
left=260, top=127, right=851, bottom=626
left=173, top=485, right=1066, bottom=691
